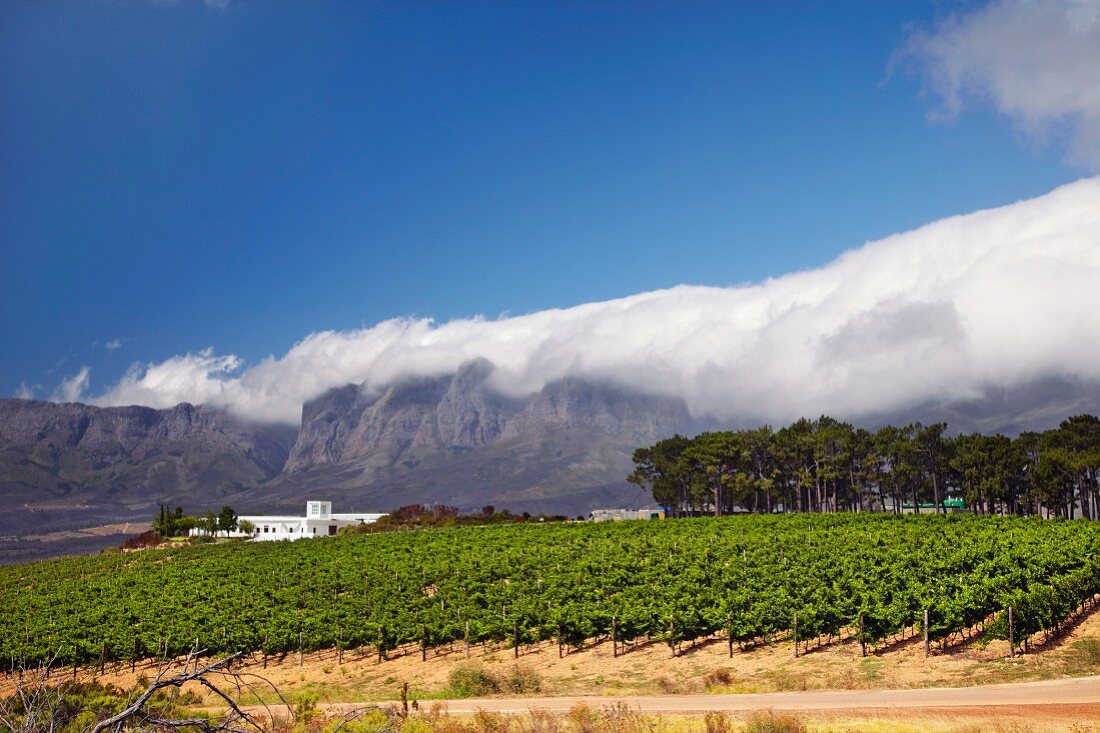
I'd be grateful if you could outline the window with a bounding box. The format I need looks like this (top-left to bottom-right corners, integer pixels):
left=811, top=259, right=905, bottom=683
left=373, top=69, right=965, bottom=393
left=328, top=525, right=337, bottom=536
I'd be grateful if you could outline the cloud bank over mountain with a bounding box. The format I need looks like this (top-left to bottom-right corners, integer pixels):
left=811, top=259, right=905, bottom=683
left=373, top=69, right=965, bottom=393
left=82, top=177, right=1100, bottom=426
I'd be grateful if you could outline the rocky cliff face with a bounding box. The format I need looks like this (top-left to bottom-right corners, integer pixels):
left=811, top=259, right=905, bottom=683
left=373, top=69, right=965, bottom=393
left=0, top=399, right=296, bottom=535
left=282, top=360, right=695, bottom=481
left=284, top=359, right=524, bottom=473
left=261, top=360, right=699, bottom=517
left=501, top=376, right=694, bottom=443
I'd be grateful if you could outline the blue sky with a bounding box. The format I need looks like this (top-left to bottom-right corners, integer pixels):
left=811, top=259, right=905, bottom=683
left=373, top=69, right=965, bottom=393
left=0, top=1, right=1089, bottom=408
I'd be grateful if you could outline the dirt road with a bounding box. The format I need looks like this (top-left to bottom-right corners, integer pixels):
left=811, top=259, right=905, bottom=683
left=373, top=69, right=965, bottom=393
left=401, top=675, right=1100, bottom=714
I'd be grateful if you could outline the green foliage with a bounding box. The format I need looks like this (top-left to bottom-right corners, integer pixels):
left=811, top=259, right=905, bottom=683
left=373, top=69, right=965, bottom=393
left=218, top=506, right=239, bottom=537
left=152, top=505, right=188, bottom=538
left=357, top=504, right=568, bottom=533
left=630, top=414, right=1100, bottom=520
left=3, top=514, right=1100, bottom=670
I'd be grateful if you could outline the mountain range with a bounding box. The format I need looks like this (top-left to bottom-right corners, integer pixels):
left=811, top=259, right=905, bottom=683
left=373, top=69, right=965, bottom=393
left=3, top=358, right=1099, bottom=562
left=0, top=359, right=700, bottom=560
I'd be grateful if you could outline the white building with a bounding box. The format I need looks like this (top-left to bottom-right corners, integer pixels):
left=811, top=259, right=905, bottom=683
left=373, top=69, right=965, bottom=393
left=588, top=508, right=666, bottom=522
left=241, top=501, right=386, bottom=541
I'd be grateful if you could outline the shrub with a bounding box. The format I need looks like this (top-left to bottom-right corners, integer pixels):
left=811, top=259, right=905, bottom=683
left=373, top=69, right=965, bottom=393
left=702, top=668, right=734, bottom=688
left=447, top=664, right=499, bottom=698
left=743, top=710, right=808, bottom=733
left=703, top=711, right=732, bottom=733
left=471, top=710, right=509, bottom=733
left=599, top=703, right=652, bottom=733
left=566, top=703, right=600, bottom=733
left=519, top=708, right=560, bottom=733
left=501, top=665, right=542, bottom=694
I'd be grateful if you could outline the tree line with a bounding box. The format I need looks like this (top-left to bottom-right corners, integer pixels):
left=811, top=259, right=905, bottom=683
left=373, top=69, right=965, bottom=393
left=628, top=414, right=1100, bottom=519
left=351, top=504, right=571, bottom=533
left=151, top=504, right=241, bottom=538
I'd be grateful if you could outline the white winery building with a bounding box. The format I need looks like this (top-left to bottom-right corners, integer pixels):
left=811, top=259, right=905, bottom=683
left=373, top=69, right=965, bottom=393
left=241, top=501, right=385, bottom=541
left=588, top=508, right=666, bottom=522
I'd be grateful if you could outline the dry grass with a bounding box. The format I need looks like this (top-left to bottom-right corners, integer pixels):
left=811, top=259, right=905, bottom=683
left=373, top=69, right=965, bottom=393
left=281, top=707, right=1098, bottom=733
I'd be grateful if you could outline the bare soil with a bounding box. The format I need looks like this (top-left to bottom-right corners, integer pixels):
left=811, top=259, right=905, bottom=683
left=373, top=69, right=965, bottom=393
left=22, top=521, right=150, bottom=542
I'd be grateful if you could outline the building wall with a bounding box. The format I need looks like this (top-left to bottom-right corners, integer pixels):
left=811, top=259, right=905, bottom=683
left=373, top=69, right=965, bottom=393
left=589, top=508, right=665, bottom=521
left=243, top=507, right=387, bottom=541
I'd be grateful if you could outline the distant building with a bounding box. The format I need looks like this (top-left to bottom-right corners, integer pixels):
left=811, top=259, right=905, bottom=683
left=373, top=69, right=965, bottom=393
left=588, top=508, right=666, bottom=522
left=900, top=497, right=968, bottom=514
left=241, top=501, right=386, bottom=541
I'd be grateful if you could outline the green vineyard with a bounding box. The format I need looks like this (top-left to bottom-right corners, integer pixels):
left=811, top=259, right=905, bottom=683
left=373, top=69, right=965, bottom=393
left=3, top=513, right=1100, bottom=670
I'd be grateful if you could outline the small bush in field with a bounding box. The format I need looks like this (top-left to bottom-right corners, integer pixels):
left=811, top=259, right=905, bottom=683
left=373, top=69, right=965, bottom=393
left=502, top=665, right=542, bottom=693
left=743, top=710, right=808, bottom=733
left=447, top=664, right=499, bottom=698
left=703, top=711, right=732, bottom=733
left=702, top=668, right=734, bottom=688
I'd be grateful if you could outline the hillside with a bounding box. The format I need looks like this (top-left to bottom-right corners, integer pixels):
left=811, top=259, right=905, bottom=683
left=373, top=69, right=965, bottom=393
left=0, top=400, right=296, bottom=542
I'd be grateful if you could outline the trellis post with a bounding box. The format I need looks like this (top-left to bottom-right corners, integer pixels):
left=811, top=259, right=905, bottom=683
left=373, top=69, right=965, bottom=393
left=1008, top=606, right=1015, bottom=658
left=923, top=609, right=930, bottom=658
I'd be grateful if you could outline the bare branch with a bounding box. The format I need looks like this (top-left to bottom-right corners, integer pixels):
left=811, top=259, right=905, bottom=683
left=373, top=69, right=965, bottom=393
left=88, top=652, right=251, bottom=733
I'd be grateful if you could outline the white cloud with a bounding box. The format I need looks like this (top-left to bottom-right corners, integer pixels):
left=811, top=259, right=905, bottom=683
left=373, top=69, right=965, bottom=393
left=91, top=177, right=1100, bottom=426
left=13, top=383, right=38, bottom=400
left=52, top=367, right=90, bottom=404
left=893, top=0, right=1100, bottom=170
left=105, top=338, right=122, bottom=351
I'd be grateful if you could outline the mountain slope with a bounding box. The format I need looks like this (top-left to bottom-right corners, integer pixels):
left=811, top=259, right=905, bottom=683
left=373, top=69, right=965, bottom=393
left=260, top=362, right=697, bottom=515
left=0, top=399, right=296, bottom=537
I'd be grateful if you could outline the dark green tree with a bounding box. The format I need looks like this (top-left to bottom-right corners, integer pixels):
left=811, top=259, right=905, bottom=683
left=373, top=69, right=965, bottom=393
left=218, top=505, right=239, bottom=537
